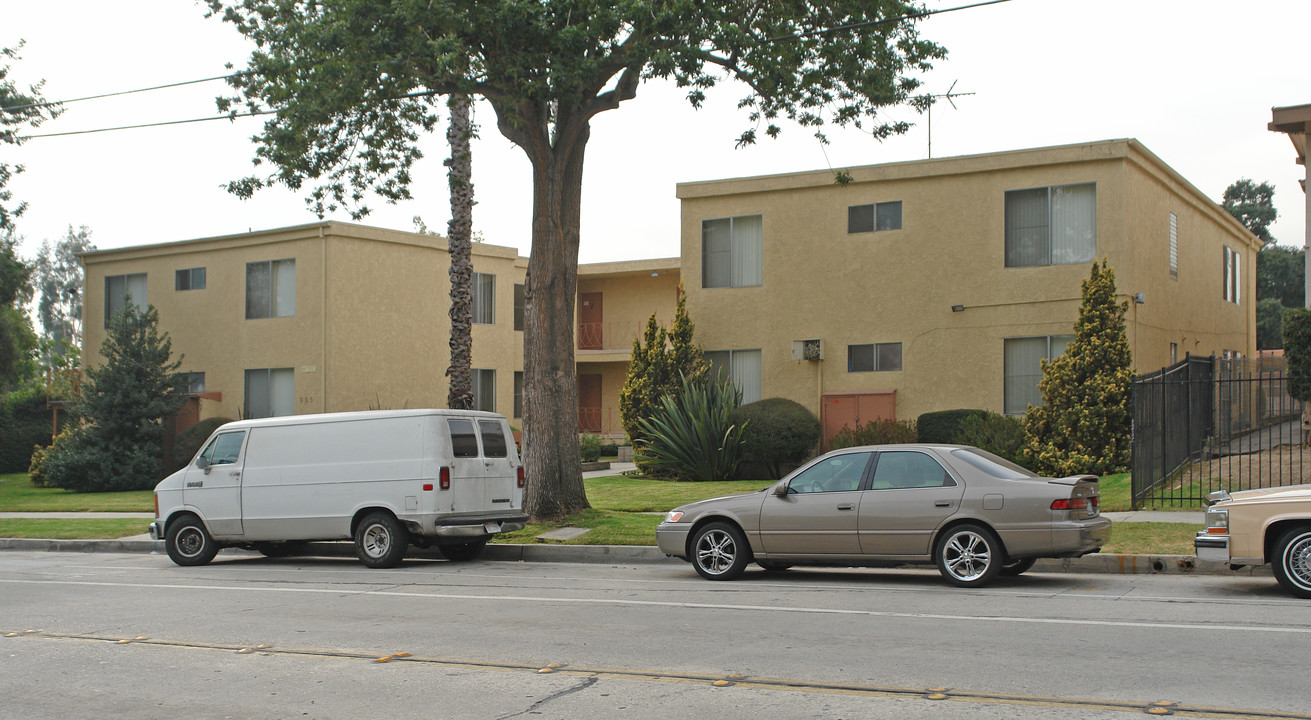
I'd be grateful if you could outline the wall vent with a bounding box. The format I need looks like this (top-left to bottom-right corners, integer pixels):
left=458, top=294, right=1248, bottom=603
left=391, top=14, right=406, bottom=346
left=792, top=339, right=824, bottom=361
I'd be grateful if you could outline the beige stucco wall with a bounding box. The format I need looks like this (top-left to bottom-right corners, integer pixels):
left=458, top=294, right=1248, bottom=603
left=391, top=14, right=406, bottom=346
left=677, top=139, right=1260, bottom=424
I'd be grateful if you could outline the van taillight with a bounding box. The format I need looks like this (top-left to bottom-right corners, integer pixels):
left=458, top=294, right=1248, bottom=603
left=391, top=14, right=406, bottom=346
left=517, top=466, right=525, bottom=488
left=440, top=467, right=451, bottom=490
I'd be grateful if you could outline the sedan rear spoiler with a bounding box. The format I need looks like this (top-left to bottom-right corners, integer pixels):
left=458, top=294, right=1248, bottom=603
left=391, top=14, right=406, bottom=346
left=1047, top=474, right=1099, bottom=486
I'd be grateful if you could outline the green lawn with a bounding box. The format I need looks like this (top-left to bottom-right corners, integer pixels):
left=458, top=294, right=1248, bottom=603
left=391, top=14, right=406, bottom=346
left=0, top=473, right=154, bottom=512
left=583, top=476, right=775, bottom=512
left=0, top=518, right=151, bottom=539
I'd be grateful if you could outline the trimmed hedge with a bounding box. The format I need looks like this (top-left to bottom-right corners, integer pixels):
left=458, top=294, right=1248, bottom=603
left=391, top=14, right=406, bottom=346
left=916, top=409, right=989, bottom=444
left=0, top=387, right=54, bottom=474
left=732, top=398, right=821, bottom=479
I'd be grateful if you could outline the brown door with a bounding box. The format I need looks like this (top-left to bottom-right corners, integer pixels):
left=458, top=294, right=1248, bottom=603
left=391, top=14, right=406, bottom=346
left=579, top=292, right=603, bottom=349
left=578, top=374, right=602, bottom=432
left=822, top=391, right=896, bottom=448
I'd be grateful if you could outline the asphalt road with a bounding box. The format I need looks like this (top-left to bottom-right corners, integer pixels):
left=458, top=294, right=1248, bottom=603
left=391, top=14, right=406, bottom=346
left=2, top=550, right=1309, bottom=720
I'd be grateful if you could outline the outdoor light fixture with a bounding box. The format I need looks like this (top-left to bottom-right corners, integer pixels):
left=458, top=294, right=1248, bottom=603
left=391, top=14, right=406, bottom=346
left=1134, top=292, right=1146, bottom=304
left=951, top=305, right=965, bottom=312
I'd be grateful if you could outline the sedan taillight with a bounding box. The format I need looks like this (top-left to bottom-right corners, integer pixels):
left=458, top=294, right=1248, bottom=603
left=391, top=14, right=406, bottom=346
left=1051, top=498, right=1089, bottom=510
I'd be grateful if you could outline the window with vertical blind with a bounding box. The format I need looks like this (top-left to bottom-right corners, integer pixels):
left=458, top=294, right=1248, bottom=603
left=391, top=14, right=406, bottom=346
left=104, top=273, right=147, bottom=325
left=472, top=368, right=496, bottom=412
left=1003, top=336, right=1073, bottom=415
left=472, top=273, right=495, bottom=324
left=244, top=367, right=294, bottom=418
left=704, top=349, right=762, bottom=404
left=702, top=215, right=763, bottom=288
left=1169, top=212, right=1178, bottom=279
left=1004, top=183, right=1096, bottom=267
left=1223, top=246, right=1240, bottom=304
left=246, top=259, right=295, bottom=319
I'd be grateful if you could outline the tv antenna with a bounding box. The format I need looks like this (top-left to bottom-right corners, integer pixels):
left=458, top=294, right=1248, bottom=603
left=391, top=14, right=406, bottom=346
left=925, top=80, right=974, bottom=158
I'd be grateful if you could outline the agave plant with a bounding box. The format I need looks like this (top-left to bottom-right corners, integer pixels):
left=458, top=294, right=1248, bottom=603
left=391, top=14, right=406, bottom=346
left=635, top=372, right=746, bottom=482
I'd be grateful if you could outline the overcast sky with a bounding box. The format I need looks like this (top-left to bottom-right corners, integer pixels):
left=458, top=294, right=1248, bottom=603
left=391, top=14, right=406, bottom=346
left=6, top=0, right=1309, bottom=265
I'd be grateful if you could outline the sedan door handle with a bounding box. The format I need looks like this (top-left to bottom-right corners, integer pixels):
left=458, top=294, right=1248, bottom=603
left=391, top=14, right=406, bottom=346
left=934, top=501, right=951, bottom=507
left=836, top=504, right=855, bottom=511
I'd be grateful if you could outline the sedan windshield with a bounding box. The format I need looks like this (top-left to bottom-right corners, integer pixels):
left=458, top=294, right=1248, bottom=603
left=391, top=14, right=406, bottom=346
left=950, top=447, right=1037, bottom=480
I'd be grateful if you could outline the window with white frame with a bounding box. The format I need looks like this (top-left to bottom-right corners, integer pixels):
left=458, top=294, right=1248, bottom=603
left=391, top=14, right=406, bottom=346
left=104, top=273, right=148, bottom=326
left=704, top=349, right=762, bottom=404
left=1003, top=335, right=1073, bottom=415
left=848, top=342, right=902, bottom=372
left=472, top=368, right=496, bottom=412
left=244, top=367, right=294, bottom=418
left=702, top=215, right=763, bottom=288
left=175, top=267, right=206, bottom=291
left=473, top=272, right=495, bottom=324
left=1169, top=212, right=1178, bottom=279
left=246, top=259, right=295, bottom=319
left=848, top=201, right=902, bottom=233
left=1223, top=246, right=1240, bottom=304
left=1004, top=183, right=1096, bottom=267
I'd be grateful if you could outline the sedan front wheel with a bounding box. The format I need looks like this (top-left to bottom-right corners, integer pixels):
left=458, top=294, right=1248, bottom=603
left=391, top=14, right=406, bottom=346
left=691, top=522, right=750, bottom=581
left=935, top=524, right=1002, bottom=588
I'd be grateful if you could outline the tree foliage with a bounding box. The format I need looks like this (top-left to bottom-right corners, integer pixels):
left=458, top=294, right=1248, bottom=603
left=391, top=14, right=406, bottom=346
left=33, top=224, right=94, bottom=361
left=1283, top=308, right=1311, bottom=403
left=205, top=0, right=946, bottom=518
left=1023, top=260, right=1132, bottom=476
left=1, top=42, right=63, bottom=232
left=1221, top=178, right=1278, bottom=244
left=619, top=288, right=706, bottom=456
left=0, top=230, right=37, bottom=390
left=43, top=303, right=187, bottom=492
left=1258, top=297, right=1287, bottom=351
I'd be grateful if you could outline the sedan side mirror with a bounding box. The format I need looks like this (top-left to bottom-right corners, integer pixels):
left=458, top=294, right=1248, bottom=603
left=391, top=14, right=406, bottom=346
left=773, top=483, right=791, bottom=497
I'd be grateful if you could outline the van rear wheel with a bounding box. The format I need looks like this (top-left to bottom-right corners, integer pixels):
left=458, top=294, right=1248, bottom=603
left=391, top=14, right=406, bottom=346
left=439, top=538, right=488, bottom=562
left=166, top=515, right=219, bottom=567
left=354, top=512, right=408, bottom=568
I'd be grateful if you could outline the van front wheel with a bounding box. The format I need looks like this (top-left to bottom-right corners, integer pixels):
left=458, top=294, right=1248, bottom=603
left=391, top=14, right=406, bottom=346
left=166, top=516, right=219, bottom=567
left=355, top=512, right=408, bottom=568
left=439, top=538, right=488, bottom=562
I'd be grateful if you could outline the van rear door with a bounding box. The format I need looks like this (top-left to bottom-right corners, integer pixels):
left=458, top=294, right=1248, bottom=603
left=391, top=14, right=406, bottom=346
left=477, top=419, right=520, bottom=511
left=446, top=418, right=486, bottom=513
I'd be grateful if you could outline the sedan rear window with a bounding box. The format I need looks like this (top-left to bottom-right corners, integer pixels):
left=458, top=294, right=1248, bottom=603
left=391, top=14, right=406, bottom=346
left=950, top=448, right=1037, bottom=480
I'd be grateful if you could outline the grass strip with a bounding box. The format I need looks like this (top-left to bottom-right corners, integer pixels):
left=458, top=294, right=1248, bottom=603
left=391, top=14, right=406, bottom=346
left=0, top=518, right=151, bottom=539
left=0, top=474, right=154, bottom=512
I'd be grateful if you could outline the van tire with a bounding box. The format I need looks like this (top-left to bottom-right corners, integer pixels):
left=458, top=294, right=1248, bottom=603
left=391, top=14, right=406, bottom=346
left=439, top=539, right=488, bottom=562
left=166, top=515, right=219, bottom=566
left=354, top=512, right=408, bottom=568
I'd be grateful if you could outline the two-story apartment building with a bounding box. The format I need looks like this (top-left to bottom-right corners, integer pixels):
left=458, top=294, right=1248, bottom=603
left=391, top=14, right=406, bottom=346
left=678, top=139, right=1259, bottom=440
left=80, top=139, right=1259, bottom=444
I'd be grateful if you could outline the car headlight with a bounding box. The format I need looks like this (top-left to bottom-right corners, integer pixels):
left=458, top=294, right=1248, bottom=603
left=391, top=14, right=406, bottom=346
left=663, top=511, right=684, bottom=523
left=1204, top=508, right=1228, bottom=534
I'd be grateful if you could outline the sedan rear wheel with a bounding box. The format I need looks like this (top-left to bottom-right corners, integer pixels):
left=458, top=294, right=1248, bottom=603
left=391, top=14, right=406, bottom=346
left=935, top=524, right=1002, bottom=588
left=691, top=522, right=750, bottom=581
left=999, top=557, right=1037, bottom=577
left=1272, top=526, right=1311, bottom=599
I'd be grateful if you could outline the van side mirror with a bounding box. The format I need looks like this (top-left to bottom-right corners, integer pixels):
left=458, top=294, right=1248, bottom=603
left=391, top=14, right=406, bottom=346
left=196, top=456, right=209, bottom=471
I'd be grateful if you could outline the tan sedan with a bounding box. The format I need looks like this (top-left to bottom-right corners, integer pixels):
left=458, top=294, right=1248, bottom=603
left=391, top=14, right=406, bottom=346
left=656, top=444, right=1111, bottom=588
left=1195, top=485, right=1311, bottom=598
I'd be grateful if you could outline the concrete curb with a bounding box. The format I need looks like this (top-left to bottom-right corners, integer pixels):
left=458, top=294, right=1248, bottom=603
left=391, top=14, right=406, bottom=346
left=0, top=537, right=1272, bottom=576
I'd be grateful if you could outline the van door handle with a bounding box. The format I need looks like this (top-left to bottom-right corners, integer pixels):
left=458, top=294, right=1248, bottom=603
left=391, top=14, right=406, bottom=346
left=935, top=501, right=951, bottom=507
left=229, top=471, right=241, bottom=478
left=837, top=504, right=855, bottom=511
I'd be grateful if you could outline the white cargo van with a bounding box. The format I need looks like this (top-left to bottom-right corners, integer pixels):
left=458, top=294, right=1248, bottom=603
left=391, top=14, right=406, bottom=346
left=149, top=409, right=528, bottom=568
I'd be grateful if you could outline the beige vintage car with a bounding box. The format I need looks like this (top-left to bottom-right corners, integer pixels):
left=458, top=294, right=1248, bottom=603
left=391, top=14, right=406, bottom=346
left=1195, top=485, right=1311, bottom=598
left=656, top=444, right=1110, bottom=588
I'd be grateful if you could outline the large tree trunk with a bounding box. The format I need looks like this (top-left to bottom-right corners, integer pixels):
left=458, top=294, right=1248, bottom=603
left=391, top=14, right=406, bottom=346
left=445, top=94, right=474, bottom=409
left=516, top=109, right=591, bottom=521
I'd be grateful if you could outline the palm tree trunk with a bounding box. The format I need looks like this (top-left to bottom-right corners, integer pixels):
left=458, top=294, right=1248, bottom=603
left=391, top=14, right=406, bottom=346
left=446, top=93, right=475, bottom=410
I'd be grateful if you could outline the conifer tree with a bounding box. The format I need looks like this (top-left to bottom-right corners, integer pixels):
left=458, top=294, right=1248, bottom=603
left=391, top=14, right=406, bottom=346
left=1023, top=260, right=1133, bottom=476
left=618, top=287, right=706, bottom=452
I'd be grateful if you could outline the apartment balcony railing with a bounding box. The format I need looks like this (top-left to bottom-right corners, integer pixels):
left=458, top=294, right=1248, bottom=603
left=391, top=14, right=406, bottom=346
left=576, top=321, right=648, bottom=352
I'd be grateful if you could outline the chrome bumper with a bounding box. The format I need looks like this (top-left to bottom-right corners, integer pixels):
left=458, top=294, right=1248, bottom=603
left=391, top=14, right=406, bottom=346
left=431, top=514, right=529, bottom=538
left=1194, top=533, right=1230, bottom=563
left=148, top=521, right=163, bottom=540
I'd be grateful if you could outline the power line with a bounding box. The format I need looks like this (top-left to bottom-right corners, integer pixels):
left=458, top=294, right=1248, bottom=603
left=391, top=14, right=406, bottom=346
left=1, top=72, right=247, bottom=114
left=765, top=0, right=1013, bottom=43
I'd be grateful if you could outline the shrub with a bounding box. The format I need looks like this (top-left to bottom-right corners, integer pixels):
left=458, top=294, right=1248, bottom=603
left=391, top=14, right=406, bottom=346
left=828, top=418, right=916, bottom=450
left=599, top=442, right=619, bottom=457
left=916, top=409, right=988, bottom=444
left=956, top=412, right=1030, bottom=466
left=0, top=385, right=53, bottom=473
left=165, top=417, right=234, bottom=474
left=635, top=373, right=745, bottom=481
left=579, top=432, right=604, bottom=463
left=732, top=398, right=821, bottom=479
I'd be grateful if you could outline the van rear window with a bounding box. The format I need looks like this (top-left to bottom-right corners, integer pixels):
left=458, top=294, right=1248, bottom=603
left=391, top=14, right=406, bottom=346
left=479, top=421, right=508, bottom=458
left=449, top=419, right=479, bottom=458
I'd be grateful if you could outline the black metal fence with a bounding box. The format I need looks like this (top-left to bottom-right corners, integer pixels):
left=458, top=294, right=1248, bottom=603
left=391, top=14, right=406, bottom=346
left=1131, top=355, right=1310, bottom=507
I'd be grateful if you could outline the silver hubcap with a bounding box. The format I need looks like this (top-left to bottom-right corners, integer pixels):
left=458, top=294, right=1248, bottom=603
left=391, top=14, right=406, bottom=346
left=177, top=527, right=204, bottom=558
left=944, top=531, right=992, bottom=581
left=1285, top=534, right=1311, bottom=589
left=362, top=524, right=391, bottom=558
left=696, top=530, right=736, bottom=575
